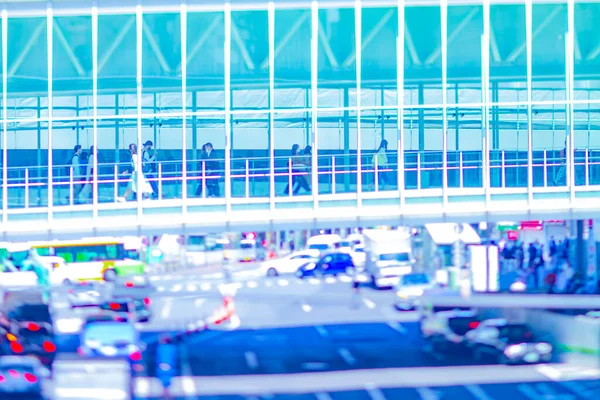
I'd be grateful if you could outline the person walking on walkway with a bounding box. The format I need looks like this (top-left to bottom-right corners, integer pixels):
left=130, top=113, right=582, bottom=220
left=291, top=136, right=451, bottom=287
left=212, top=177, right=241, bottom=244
left=117, top=143, right=153, bottom=202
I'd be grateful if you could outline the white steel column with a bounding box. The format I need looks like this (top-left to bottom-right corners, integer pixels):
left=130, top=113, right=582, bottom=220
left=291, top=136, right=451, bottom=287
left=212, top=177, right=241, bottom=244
left=92, top=3, right=98, bottom=218
left=224, top=3, right=232, bottom=212
left=268, top=2, right=275, bottom=211
left=181, top=3, right=188, bottom=215
left=47, top=5, right=54, bottom=221
left=136, top=3, right=143, bottom=219
left=311, top=1, right=319, bottom=211
left=441, top=0, right=448, bottom=206
left=2, top=9, right=7, bottom=225
left=355, top=0, right=362, bottom=208
left=483, top=0, right=491, bottom=206
left=397, top=0, right=405, bottom=208
left=567, top=0, right=575, bottom=203
left=525, top=0, right=533, bottom=205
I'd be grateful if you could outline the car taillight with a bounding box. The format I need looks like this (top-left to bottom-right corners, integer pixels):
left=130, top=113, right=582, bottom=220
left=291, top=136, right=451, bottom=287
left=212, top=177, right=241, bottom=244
left=43, top=341, right=56, bottom=353
left=125, top=281, right=134, bottom=288
left=10, top=342, right=23, bottom=353
left=143, top=298, right=151, bottom=306
left=468, top=321, right=480, bottom=329
left=8, top=370, right=19, bottom=378
left=109, top=303, right=120, bottom=310
left=23, top=373, right=37, bottom=383
left=130, top=351, right=142, bottom=361
left=0, top=374, right=5, bottom=383
left=77, top=347, right=84, bottom=356
left=27, top=323, right=40, bottom=331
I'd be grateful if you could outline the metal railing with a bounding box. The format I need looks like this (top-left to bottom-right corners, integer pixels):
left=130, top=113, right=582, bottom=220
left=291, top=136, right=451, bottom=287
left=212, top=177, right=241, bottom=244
left=1, top=148, right=598, bottom=209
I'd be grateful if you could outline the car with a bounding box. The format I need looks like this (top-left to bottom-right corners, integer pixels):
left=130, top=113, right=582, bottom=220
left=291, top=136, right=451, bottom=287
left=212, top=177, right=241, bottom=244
left=0, top=355, right=50, bottom=398
left=67, top=281, right=105, bottom=308
left=83, top=312, right=127, bottom=326
left=235, top=239, right=258, bottom=262
left=111, top=275, right=154, bottom=301
left=78, top=320, right=144, bottom=374
left=1, top=323, right=56, bottom=365
left=296, top=252, right=355, bottom=279
left=6, top=303, right=53, bottom=334
left=394, top=273, right=436, bottom=311
left=419, top=306, right=480, bottom=352
left=465, top=319, right=553, bottom=364
left=259, top=249, right=321, bottom=277
left=99, top=298, right=151, bottom=323
left=350, top=245, right=366, bottom=268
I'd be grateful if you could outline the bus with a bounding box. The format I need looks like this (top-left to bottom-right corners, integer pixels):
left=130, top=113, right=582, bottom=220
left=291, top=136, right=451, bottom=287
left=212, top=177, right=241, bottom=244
left=29, top=238, right=146, bottom=283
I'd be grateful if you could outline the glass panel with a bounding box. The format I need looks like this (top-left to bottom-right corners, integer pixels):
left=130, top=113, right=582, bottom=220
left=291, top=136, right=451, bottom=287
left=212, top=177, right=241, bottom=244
left=318, top=8, right=356, bottom=108
left=489, top=106, right=529, bottom=188
left=97, top=118, right=136, bottom=203
left=573, top=104, right=597, bottom=186
left=403, top=108, right=443, bottom=190
left=447, top=107, right=483, bottom=188
left=532, top=4, right=567, bottom=103
left=317, top=110, right=356, bottom=195
left=274, top=8, right=311, bottom=109
left=188, top=115, right=225, bottom=198
left=98, top=14, right=137, bottom=116
left=360, top=109, right=398, bottom=192
left=53, top=16, right=93, bottom=119
left=404, top=6, right=442, bottom=106
left=231, top=113, right=268, bottom=198
left=361, top=7, right=398, bottom=108
left=142, top=13, right=182, bottom=115
left=274, top=112, right=312, bottom=197
left=231, top=11, right=269, bottom=110
left=447, top=6, right=483, bottom=106
left=186, top=12, right=225, bottom=112
left=52, top=120, right=94, bottom=206
left=6, top=121, right=49, bottom=209
left=7, top=17, right=48, bottom=120
left=531, top=104, right=567, bottom=188
left=490, top=4, right=527, bottom=104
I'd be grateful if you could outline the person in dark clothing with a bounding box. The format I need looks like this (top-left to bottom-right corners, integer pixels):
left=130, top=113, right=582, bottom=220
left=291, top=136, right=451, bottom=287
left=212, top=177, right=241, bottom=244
left=204, top=142, right=220, bottom=197
left=283, top=144, right=310, bottom=195
left=195, top=144, right=208, bottom=197
left=142, top=140, right=159, bottom=198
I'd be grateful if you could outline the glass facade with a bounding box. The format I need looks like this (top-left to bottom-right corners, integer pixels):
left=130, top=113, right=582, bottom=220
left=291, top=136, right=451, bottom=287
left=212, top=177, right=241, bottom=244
left=0, top=0, right=597, bottom=218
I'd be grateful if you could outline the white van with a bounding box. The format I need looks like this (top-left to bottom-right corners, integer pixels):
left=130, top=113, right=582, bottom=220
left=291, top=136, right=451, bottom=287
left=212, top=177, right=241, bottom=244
left=236, top=239, right=258, bottom=262
left=363, top=229, right=415, bottom=289
left=306, top=234, right=342, bottom=254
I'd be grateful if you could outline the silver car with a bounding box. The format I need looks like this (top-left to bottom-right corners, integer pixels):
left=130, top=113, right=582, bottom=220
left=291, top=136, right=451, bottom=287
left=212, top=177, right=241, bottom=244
left=0, top=356, right=50, bottom=398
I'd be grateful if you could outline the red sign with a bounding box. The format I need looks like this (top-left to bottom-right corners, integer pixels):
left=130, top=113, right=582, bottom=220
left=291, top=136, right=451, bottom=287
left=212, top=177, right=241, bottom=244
left=507, top=231, right=519, bottom=241
left=520, top=221, right=543, bottom=231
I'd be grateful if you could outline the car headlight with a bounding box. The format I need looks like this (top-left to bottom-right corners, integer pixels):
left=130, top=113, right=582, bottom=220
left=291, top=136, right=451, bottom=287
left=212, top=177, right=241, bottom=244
left=85, top=339, right=102, bottom=349
left=396, top=292, right=408, bottom=299
left=535, top=343, right=552, bottom=354
left=505, top=344, right=527, bottom=358
left=100, top=346, right=117, bottom=356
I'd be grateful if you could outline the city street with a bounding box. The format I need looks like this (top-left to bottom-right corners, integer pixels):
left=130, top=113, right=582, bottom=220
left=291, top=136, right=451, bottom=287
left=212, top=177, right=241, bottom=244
left=45, top=264, right=600, bottom=400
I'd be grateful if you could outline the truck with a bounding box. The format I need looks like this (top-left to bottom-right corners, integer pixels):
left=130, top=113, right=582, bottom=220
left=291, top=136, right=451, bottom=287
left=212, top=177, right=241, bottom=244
left=363, top=229, right=415, bottom=289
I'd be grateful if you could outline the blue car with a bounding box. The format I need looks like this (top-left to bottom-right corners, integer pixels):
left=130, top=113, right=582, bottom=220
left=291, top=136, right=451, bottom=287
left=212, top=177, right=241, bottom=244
left=78, top=321, right=145, bottom=374
left=296, top=252, right=354, bottom=278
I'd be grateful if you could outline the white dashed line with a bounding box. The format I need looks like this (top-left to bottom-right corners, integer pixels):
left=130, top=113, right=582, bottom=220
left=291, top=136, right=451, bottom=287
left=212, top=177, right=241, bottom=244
left=200, top=283, right=211, bottom=291
left=181, top=376, right=196, bottom=396
left=301, top=302, right=312, bottom=312
left=362, top=297, right=376, bottom=309
left=149, top=276, right=160, bottom=281
left=194, top=298, right=205, bottom=308
left=171, top=284, right=182, bottom=293
left=338, top=348, right=356, bottom=366
left=416, top=387, right=440, bottom=400
left=465, top=385, right=494, bottom=400
left=339, top=275, right=352, bottom=282
left=387, top=321, right=407, bottom=334
left=160, top=300, right=172, bottom=319
left=315, top=326, right=328, bottom=337
left=325, top=276, right=337, bottom=284
left=365, top=383, right=387, bottom=400
left=246, top=281, right=258, bottom=288
left=309, top=278, right=321, bottom=285
left=278, top=279, right=289, bottom=287
left=157, top=286, right=166, bottom=292
left=244, top=351, right=259, bottom=370
left=186, top=284, right=197, bottom=292
left=265, top=280, right=274, bottom=287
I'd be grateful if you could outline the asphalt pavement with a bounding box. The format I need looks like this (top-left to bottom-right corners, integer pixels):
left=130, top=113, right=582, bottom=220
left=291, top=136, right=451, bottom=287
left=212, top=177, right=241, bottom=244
left=41, top=262, right=600, bottom=400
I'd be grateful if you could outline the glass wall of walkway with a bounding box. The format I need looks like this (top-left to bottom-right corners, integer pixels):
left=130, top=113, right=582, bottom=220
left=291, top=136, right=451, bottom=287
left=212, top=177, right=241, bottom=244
left=0, top=0, right=599, bottom=212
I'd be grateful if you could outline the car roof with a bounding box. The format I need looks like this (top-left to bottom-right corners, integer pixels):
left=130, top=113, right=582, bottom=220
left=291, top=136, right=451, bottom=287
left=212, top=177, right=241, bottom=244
left=291, top=249, right=320, bottom=257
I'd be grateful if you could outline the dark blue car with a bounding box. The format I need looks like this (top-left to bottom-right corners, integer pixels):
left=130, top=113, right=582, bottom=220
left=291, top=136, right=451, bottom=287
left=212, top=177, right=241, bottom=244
left=296, top=253, right=354, bottom=278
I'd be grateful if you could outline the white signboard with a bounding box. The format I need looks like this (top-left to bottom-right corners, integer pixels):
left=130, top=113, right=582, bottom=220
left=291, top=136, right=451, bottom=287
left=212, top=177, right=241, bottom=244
left=470, top=244, right=499, bottom=293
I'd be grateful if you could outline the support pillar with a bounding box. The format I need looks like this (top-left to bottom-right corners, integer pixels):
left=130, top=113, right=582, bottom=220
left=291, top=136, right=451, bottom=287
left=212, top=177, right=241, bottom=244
left=418, top=85, right=425, bottom=151
left=343, top=88, right=350, bottom=192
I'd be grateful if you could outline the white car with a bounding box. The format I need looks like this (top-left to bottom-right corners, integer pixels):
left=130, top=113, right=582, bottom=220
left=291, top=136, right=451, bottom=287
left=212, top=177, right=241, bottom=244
left=260, top=249, right=321, bottom=277
left=350, top=245, right=366, bottom=268
left=394, top=273, right=435, bottom=310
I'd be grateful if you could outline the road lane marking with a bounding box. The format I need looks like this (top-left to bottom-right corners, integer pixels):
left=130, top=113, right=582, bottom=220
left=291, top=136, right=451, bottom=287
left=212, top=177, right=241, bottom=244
left=301, top=302, right=312, bottom=312
left=309, top=278, right=320, bottom=285
left=172, top=284, right=182, bottom=292
left=160, top=300, right=172, bottom=319
left=338, top=348, right=356, bottom=365
left=245, top=351, right=259, bottom=370
left=278, top=279, right=289, bottom=286
left=339, top=275, right=352, bottom=282
left=246, top=281, right=258, bottom=288
left=465, top=385, right=494, bottom=400
left=365, top=383, right=387, bottom=400
left=362, top=297, right=376, bottom=309
left=200, top=283, right=211, bottom=291
left=325, top=276, right=336, bottom=284
left=265, top=280, right=274, bottom=287
left=157, top=286, right=166, bottom=292
left=186, top=284, right=197, bottom=292
left=416, top=387, right=440, bottom=400
left=149, top=276, right=160, bottom=281
left=316, top=393, right=333, bottom=400
left=315, top=326, right=328, bottom=337
left=134, top=377, right=151, bottom=397
left=387, top=321, right=407, bottom=334
left=179, top=334, right=198, bottom=400
left=194, top=298, right=205, bottom=308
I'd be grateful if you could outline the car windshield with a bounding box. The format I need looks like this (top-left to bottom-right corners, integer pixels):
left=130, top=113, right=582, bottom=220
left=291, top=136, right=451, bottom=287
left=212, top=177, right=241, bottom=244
left=340, top=241, right=351, bottom=248
left=100, top=302, right=129, bottom=312
left=501, top=325, right=535, bottom=343
left=402, top=274, right=430, bottom=285
left=83, top=323, right=135, bottom=344
left=12, top=305, right=51, bottom=323
left=380, top=253, right=410, bottom=262
left=354, top=248, right=365, bottom=253
left=308, top=244, right=329, bottom=251
left=240, top=243, right=254, bottom=250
